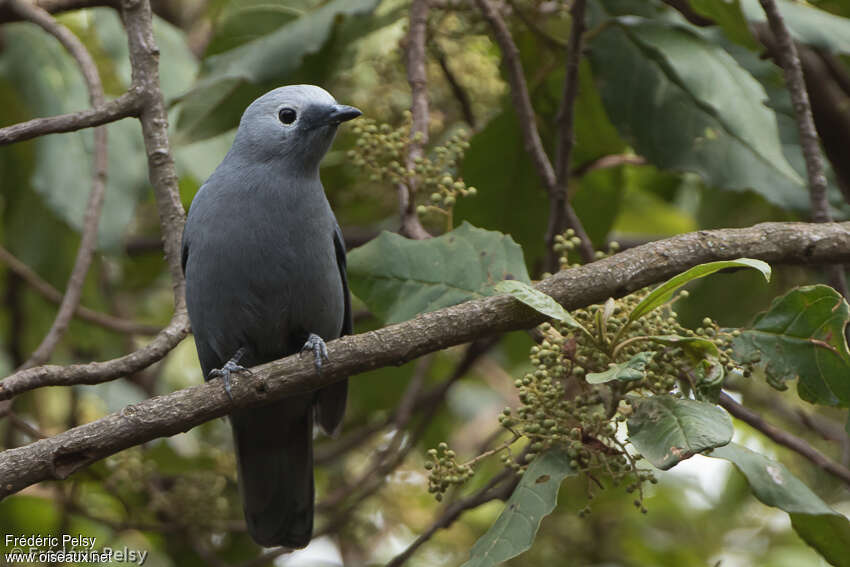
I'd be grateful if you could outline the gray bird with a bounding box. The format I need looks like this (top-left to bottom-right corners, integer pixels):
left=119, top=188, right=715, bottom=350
left=181, top=85, right=360, bottom=548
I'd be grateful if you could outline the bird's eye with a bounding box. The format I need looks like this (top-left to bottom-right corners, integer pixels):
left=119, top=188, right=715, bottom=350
left=278, top=107, right=297, bottom=125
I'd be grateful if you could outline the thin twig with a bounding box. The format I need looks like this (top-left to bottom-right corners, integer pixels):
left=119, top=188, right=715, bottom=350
left=0, top=0, right=117, bottom=23
left=718, top=393, right=850, bottom=487
left=1, top=221, right=850, bottom=496
left=0, top=245, right=161, bottom=335
left=549, top=0, right=594, bottom=268
left=1, top=311, right=190, bottom=397
left=474, top=0, right=594, bottom=266
left=10, top=0, right=109, bottom=370
left=572, top=153, right=647, bottom=178
left=757, top=0, right=848, bottom=297
left=431, top=41, right=476, bottom=128
left=386, top=469, right=517, bottom=567
left=0, top=91, right=141, bottom=145
left=400, top=0, right=432, bottom=240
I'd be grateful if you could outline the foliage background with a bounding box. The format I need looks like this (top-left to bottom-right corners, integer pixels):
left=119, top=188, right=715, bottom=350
left=0, top=0, right=849, bottom=566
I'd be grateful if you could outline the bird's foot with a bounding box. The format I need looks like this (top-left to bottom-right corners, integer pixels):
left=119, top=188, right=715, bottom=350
left=301, top=333, right=329, bottom=373
left=209, top=348, right=252, bottom=401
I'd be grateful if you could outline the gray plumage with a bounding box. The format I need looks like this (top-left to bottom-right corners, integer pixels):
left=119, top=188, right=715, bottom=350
left=181, top=85, right=359, bottom=548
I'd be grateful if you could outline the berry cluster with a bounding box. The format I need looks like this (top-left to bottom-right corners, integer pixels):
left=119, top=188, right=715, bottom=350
left=425, top=233, right=759, bottom=515
left=347, top=112, right=475, bottom=229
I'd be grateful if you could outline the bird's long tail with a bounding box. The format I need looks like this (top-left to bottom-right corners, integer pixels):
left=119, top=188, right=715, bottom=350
left=230, top=395, right=314, bottom=548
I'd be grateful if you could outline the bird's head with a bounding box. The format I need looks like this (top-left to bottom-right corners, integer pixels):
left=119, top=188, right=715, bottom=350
left=232, top=85, right=361, bottom=175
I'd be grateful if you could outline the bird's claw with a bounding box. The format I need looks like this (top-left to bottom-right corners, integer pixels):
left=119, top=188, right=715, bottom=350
left=209, top=360, right=252, bottom=401
left=301, top=333, right=329, bottom=373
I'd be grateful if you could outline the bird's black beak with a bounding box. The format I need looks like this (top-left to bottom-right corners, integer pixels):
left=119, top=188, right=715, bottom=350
left=327, top=104, right=362, bottom=125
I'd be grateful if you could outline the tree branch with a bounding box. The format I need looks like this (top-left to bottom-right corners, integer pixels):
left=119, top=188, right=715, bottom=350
left=0, top=91, right=142, bottom=145
left=549, top=0, right=594, bottom=268
left=474, top=0, right=593, bottom=266
left=718, top=393, right=850, bottom=487
left=10, top=0, right=109, bottom=371
left=385, top=469, right=517, bottom=567
left=0, top=0, right=116, bottom=23
left=757, top=0, right=847, bottom=296
left=121, top=0, right=187, bottom=311
left=1, top=221, right=849, bottom=497
left=0, top=312, right=189, bottom=398
left=399, top=0, right=432, bottom=240
left=0, top=245, right=161, bottom=335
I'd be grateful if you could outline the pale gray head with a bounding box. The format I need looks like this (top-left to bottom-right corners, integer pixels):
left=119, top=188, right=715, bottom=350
left=231, top=85, right=361, bottom=175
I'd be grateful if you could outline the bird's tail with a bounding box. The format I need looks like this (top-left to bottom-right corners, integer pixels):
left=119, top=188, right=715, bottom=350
left=230, top=395, right=314, bottom=548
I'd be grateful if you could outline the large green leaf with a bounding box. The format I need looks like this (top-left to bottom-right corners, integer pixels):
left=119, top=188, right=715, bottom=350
left=711, top=443, right=850, bottom=566
left=586, top=351, right=654, bottom=384
left=629, top=258, right=771, bottom=322
left=0, top=25, right=149, bottom=251
left=175, top=0, right=379, bottom=142
left=461, top=450, right=575, bottom=567
left=732, top=285, right=850, bottom=407
left=347, top=222, right=530, bottom=324
left=741, top=0, right=850, bottom=54
left=622, top=19, right=800, bottom=184
left=586, top=16, right=809, bottom=210
left=627, top=395, right=733, bottom=470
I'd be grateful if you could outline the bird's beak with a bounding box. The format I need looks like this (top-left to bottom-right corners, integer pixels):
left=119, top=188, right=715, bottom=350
left=327, top=104, right=362, bottom=125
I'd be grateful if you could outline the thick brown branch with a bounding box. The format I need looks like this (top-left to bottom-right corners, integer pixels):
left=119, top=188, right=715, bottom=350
left=0, top=246, right=161, bottom=335
left=0, top=92, right=142, bottom=145
left=1, top=221, right=849, bottom=496
left=399, top=0, right=432, bottom=240
left=10, top=0, right=109, bottom=370
left=718, top=393, right=850, bottom=487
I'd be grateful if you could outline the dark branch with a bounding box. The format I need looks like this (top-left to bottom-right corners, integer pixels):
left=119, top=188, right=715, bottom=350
left=718, top=393, right=850, bottom=487
left=1, top=221, right=849, bottom=497
left=386, top=469, right=517, bottom=567
left=474, top=0, right=593, bottom=266
left=757, top=0, right=847, bottom=296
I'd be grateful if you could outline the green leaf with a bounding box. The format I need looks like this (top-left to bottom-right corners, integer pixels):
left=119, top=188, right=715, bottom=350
left=620, top=18, right=800, bottom=184
left=347, top=222, right=530, bottom=324
left=732, top=285, right=850, bottom=407
left=741, top=0, right=850, bottom=54
left=629, top=258, right=771, bottom=322
left=587, top=17, right=809, bottom=210
left=461, top=450, right=575, bottom=567
left=204, top=0, right=304, bottom=56
left=711, top=443, right=850, bottom=566
left=494, top=280, right=588, bottom=334
left=689, top=0, right=759, bottom=49
left=176, top=0, right=380, bottom=142
left=587, top=351, right=654, bottom=384
left=627, top=395, right=733, bottom=470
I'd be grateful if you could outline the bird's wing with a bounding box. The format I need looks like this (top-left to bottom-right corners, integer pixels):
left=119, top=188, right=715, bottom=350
left=334, top=222, right=353, bottom=337
left=315, top=223, right=350, bottom=436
